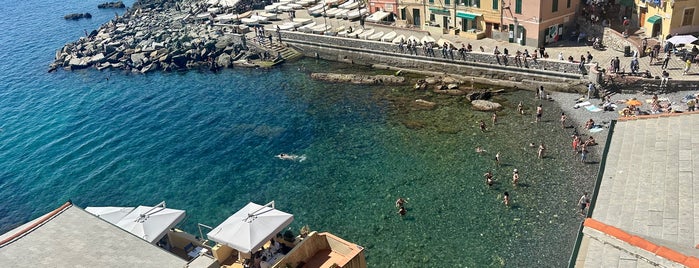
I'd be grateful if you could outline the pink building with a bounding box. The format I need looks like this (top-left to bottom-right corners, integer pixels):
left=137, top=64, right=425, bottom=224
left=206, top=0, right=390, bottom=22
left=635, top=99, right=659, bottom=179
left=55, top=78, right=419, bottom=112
left=369, top=0, right=399, bottom=14
left=500, top=0, right=579, bottom=47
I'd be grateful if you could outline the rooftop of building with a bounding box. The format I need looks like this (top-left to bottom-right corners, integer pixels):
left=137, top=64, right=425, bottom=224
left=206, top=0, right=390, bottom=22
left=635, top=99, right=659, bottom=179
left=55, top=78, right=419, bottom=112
left=0, top=201, right=187, bottom=268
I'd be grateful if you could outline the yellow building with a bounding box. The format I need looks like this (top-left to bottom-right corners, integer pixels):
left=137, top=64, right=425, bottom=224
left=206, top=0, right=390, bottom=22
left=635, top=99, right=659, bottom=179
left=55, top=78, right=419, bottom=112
left=637, top=0, right=699, bottom=39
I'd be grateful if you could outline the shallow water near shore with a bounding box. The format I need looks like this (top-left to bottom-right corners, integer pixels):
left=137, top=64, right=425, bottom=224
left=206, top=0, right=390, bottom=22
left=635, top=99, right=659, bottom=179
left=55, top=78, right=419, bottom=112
left=0, top=1, right=597, bottom=267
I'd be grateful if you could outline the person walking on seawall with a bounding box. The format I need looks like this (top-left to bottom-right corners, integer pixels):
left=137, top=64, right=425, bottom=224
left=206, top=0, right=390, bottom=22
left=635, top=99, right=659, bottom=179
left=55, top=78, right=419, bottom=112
left=662, top=52, right=671, bottom=69
left=641, top=38, right=648, bottom=57
left=684, top=59, right=692, bottom=75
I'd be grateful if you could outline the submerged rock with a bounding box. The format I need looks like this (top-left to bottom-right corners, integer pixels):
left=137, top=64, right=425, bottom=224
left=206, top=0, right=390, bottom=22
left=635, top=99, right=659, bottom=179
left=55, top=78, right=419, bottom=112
left=64, top=13, right=92, bottom=20
left=471, top=100, right=502, bottom=111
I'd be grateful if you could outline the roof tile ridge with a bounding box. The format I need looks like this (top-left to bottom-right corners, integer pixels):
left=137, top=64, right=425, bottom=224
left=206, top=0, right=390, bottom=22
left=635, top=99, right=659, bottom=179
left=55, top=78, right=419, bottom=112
left=0, top=201, right=73, bottom=248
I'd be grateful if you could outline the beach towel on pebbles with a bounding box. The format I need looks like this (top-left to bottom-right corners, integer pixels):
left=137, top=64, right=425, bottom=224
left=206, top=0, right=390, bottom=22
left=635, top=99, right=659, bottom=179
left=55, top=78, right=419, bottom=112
left=585, top=105, right=603, bottom=112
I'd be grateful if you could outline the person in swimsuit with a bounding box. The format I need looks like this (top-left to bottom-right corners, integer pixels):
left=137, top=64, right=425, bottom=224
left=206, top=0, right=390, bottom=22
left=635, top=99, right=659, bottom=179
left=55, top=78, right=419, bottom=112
left=536, top=104, right=543, bottom=122
left=398, top=206, right=406, bottom=216
left=503, top=192, right=510, bottom=206
left=517, top=102, right=524, bottom=115
left=560, top=112, right=567, bottom=128
left=479, top=120, right=487, bottom=132
left=512, top=169, right=519, bottom=186
left=494, top=152, right=501, bottom=167
left=492, top=112, right=498, bottom=125
left=395, top=197, right=407, bottom=208
left=538, top=143, right=546, bottom=159
left=484, top=171, right=494, bottom=187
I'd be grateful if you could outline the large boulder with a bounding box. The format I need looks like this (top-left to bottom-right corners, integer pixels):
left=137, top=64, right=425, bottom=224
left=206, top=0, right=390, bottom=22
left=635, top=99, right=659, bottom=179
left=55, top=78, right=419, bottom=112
left=68, top=57, right=89, bottom=69
left=471, top=100, right=502, bottom=111
left=216, top=53, right=232, bottom=68
left=88, top=53, right=106, bottom=65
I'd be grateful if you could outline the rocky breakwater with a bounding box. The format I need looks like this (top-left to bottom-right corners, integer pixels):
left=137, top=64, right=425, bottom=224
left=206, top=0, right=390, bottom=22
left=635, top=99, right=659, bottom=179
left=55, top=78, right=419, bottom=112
left=50, top=0, right=251, bottom=73
left=310, top=73, right=406, bottom=85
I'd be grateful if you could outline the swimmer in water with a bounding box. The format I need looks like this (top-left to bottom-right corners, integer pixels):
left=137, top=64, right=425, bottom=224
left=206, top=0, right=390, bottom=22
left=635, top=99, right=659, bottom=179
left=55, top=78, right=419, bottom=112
left=503, top=191, right=510, bottom=206
left=276, top=153, right=307, bottom=162
left=475, top=146, right=486, bottom=153
left=395, top=197, right=407, bottom=208
left=276, top=153, right=294, bottom=160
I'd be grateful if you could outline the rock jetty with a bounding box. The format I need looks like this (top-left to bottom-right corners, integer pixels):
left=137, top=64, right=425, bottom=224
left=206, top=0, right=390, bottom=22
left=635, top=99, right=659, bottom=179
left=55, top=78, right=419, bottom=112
left=310, top=73, right=405, bottom=84
left=64, top=13, right=92, bottom=20
left=50, top=0, right=279, bottom=73
left=98, top=1, right=126, bottom=8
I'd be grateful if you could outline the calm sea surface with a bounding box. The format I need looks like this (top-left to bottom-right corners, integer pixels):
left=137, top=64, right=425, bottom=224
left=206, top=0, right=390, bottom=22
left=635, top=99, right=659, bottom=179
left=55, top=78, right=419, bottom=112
left=0, top=0, right=597, bottom=266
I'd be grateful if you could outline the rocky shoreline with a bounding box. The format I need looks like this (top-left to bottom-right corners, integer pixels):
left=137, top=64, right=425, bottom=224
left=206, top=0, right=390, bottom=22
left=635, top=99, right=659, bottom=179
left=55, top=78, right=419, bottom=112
left=50, top=0, right=275, bottom=73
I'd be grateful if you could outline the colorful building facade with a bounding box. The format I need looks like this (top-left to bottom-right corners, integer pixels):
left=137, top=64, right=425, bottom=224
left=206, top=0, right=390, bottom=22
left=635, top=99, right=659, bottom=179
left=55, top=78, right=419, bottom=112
left=394, top=0, right=580, bottom=46
left=636, top=0, right=699, bottom=40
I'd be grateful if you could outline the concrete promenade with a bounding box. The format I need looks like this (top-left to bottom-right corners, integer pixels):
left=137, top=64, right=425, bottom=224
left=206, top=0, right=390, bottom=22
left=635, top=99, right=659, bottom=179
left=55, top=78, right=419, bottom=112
left=262, top=9, right=699, bottom=84
left=574, top=113, right=699, bottom=267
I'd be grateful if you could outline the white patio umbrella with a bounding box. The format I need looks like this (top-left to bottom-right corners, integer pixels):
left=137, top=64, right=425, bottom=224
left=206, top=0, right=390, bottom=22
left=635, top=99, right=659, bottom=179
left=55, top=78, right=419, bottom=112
left=666, top=35, right=698, bottom=45
left=115, top=202, right=186, bottom=244
left=207, top=201, right=293, bottom=253
left=85, top=206, right=135, bottom=225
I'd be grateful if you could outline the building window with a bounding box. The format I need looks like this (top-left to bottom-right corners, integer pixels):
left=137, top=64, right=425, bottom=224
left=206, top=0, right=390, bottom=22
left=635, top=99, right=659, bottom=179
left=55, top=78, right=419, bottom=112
left=445, top=0, right=450, bottom=5
left=463, top=0, right=480, bottom=7
left=567, top=0, right=571, bottom=8
left=494, top=23, right=500, bottom=30
left=515, top=0, right=522, bottom=14
left=552, top=0, right=558, bottom=12
left=429, top=0, right=434, bottom=4
left=493, top=0, right=498, bottom=9
left=683, top=8, right=695, bottom=26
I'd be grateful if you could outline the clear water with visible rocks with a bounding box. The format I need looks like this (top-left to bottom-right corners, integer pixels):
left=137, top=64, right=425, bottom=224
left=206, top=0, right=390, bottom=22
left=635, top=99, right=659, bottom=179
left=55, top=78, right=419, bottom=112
left=0, top=0, right=596, bottom=266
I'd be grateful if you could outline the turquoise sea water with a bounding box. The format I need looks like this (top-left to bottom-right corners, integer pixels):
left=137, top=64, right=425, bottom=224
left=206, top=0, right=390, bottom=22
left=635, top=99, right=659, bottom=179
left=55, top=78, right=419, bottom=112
left=0, top=0, right=597, bottom=267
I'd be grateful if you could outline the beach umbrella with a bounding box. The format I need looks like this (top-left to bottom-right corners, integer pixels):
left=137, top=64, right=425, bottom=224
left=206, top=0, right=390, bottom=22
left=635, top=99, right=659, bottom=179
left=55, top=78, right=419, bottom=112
left=207, top=201, right=293, bottom=254
left=85, top=206, right=135, bottom=224
left=115, top=202, right=186, bottom=244
left=666, top=35, right=698, bottom=45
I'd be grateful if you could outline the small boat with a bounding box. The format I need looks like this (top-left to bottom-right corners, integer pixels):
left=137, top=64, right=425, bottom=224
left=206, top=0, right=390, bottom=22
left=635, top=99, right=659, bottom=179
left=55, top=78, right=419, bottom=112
left=337, top=0, right=358, bottom=9
left=308, top=3, right=325, bottom=13
left=392, top=34, right=406, bottom=44
left=258, top=12, right=277, bottom=20
left=250, top=15, right=268, bottom=23
left=337, top=30, right=349, bottom=37
left=241, top=17, right=259, bottom=25
left=381, top=31, right=397, bottom=42
left=311, top=24, right=331, bottom=34
left=292, top=18, right=313, bottom=26
left=310, top=7, right=325, bottom=17
left=341, top=1, right=358, bottom=10
left=346, top=28, right=363, bottom=38
left=288, top=3, right=303, bottom=9
left=335, top=9, right=349, bottom=19
left=278, top=22, right=296, bottom=30
left=299, top=22, right=316, bottom=33
left=358, top=28, right=374, bottom=39
left=264, top=3, right=280, bottom=12
left=298, top=0, right=315, bottom=6
left=324, top=8, right=340, bottom=17
left=367, top=31, right=384, bottom=41
left=421, top=35, right=436, bottom=44
left=278, top=5, right=294, bottom=12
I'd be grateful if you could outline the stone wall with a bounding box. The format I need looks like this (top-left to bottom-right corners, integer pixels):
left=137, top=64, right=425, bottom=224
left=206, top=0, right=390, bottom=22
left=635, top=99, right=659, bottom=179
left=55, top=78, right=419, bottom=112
left=576, top=18, right=638, bottom=54
left=279, top=31, right=590, bottom=91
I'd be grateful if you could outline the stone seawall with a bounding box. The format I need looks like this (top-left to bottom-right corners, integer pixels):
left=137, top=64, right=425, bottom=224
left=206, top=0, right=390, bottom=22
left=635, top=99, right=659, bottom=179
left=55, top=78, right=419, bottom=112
left=280, top=31, right=590, bottom=92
